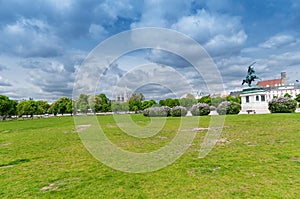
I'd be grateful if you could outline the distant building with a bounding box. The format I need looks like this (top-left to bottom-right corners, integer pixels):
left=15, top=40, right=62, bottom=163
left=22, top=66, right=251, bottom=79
left=112, top=87, right=129, bottom=103
left=257, top=72, right=287, bottom=87
left=265, top=85, right=300, bottom=99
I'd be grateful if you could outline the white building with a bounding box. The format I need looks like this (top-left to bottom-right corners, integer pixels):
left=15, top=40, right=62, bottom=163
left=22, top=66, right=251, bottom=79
left=265, top=85, right=300, bottom=100
left=240, top=84, right=300, bottom=114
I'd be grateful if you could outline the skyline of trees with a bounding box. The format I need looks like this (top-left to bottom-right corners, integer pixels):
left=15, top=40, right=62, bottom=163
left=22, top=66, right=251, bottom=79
left=1, top=92, right=298, bottom=120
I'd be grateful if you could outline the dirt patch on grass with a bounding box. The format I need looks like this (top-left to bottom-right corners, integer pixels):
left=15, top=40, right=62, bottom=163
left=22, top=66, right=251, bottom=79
left=76, top=124, right=91, bottom=132
left=216, top=138, right=231, bottom=145
left=290, top=157, right=300, bottom=162
left=180, top=126, right=230, bottom=132
left=40, top=178, right=80, bottom=192
left=1, top=142, right=12, bottom=146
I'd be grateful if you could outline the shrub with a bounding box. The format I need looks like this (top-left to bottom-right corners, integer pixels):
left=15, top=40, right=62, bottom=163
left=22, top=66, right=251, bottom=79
left=268, top=97, right=297, bottom=113
left=190, top=103, right=210, bottom=116
left=143, top=106, right=171, bottom=117
left=217, top=101, right=241, bottom=115
left=210, top=106, right=216, bottom=111
left=171, top=106, right=187, bottom=117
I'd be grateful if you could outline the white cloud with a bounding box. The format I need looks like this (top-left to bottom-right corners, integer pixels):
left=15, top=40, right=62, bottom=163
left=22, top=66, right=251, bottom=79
left=171, top=9, right=247, bottom=56
left=89, top=24, right=108, bottom=40
left=0, top=75, right=12, bottom=86
left=259, top=34, right=297, bottom=49
left=1, top=17, right=63, bottom=57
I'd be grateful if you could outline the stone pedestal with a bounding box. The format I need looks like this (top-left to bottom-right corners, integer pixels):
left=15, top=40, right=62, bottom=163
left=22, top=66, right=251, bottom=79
left=240, top=86, right=270, bottom=114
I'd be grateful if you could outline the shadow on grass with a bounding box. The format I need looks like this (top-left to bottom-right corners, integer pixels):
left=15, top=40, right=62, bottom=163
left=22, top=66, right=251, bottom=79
left=0, top=158, right=30, bottom=167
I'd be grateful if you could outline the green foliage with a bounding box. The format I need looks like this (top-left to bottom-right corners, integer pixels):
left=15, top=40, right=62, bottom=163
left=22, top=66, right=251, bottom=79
left=76, top=94, right=89, bottom=113
left=295, top=94, right=300, bottom=103
left=128, top=92, right=144, bottom=111
left=190, top=103, right=210, bottom=116
left=268, top=97, right=297, bottom=113
left=17, top=100, right=38, bottom=117
left=141, top=100, right=156, bottom=110
left=217, top=101, right=241, bottom=115
left=226, top=95, right=241, bottom=104
left=48, top=102, right=58, bottom=115
left=179, top=97, right=197, bottom=108
left=170, top=106, right=187, bottom=117
left=111, top=102, right=129, bottom=112
left=56, top=97, right=73, bottom=115
left=159, top=99, right=166, bottom=106
left=198, top=96, right=212, bottom=105
left=211, top=96, right=226, bottom=107
left=0, top=95, right=17, bottom=118
left=284, top=93, right=292, bottom=98
left=159, top=98, right=180, bottom=108
left=36, top=100, right=50, bottom=115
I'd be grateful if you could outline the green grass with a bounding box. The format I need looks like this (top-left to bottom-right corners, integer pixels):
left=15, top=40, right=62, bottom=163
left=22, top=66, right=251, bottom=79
left=0, top=114, right=300, bottom=198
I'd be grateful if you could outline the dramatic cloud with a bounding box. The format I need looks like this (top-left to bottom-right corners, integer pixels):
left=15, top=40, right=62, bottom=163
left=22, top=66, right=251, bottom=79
left=0, top=0, right=299, bottom=100
left=1, top=18, right=63, bottom=57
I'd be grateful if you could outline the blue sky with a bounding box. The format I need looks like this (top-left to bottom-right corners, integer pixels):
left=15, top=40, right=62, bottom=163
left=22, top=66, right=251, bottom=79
left=0, top=0, right=300, bottom=101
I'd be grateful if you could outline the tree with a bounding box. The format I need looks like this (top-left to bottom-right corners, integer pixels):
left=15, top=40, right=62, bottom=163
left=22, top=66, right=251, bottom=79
left=226, top=95, right=241, bottom=104
left=165, top=98, right=179, bottom=108
left=186, top=93, right=195, bottom=99
left=17, top=100, right=37, bottom=118
left=48, top=102, right=58, bottom=116
left=56, top=97, right=73, bottom=115
left=141, top=100, right=156, bottom=110
left=128, top=92, right=144, bottom=111
left=179, top=97, right=197, bottom=108
left=36, top=100, right=50, bottom=115
left=198, top=96, right=212, bottom=105
left=159, top=99, right=166, bottom=106
left=93, top=93, right=110, bottom=112
left=76, top=94, right=90, bottom=113
left=211, top=96, right=226, bottom=107
left=0, top=95, right=17, bottom=120
left=111, top=102, right=122, bottom=112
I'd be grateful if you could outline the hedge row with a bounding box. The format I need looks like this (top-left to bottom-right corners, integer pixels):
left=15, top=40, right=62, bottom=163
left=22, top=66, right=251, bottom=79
left=268, top=97, right=297, bottom=113
left=143, top=101, right=242, bottom=117
left=143, top=106, right=188, bottom=117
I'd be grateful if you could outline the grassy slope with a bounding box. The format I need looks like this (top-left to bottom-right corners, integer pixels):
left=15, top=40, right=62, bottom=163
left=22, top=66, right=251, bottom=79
left=0, top=114, right=299, bottom=198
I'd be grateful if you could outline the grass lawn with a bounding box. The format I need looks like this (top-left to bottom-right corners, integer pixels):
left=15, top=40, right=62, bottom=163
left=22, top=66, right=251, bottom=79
left=0, top=114, right=300, bottom=198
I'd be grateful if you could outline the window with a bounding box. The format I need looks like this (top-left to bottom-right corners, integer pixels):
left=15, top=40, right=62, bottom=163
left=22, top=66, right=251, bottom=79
left=246, top=96, right=249, bottom=103
left=261, top=95, right=265, bottom=101
left=256, top=95, right=259, bottom=101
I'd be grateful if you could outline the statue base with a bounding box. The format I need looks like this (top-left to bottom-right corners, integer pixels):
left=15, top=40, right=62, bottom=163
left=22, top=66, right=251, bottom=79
left=241, top=86, right=264, bottom=94
left=240, top=86, right=270, bottom=114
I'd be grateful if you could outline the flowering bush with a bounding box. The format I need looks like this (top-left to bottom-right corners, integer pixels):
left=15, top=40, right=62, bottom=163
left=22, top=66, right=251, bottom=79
left=171, top=106, right=187, bottom=117
left=210, top=106, right=216, bottom=111
left=268, top=97, right=297, bottom=113
left=190, top=103, right=210, bottom=116
left=143, top=106, right=171, bottom=117
left=217, top=101, right=241, bottom=115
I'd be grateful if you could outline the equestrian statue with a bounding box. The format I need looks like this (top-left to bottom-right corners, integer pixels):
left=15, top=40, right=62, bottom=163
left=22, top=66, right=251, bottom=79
left=242, top=62, right=261, bottom=87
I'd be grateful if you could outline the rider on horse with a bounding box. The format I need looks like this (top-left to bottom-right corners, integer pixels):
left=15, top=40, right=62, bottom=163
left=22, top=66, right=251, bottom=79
left=242, top=62, right=260, bottom=87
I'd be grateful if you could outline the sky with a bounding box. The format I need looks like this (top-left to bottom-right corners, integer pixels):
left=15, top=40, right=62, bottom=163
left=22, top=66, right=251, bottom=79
left=0, top=0, right=300, bottom=101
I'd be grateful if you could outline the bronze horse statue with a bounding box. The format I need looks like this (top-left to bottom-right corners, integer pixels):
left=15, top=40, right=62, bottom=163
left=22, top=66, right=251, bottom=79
left=242, top=62, right=261, bottom=87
